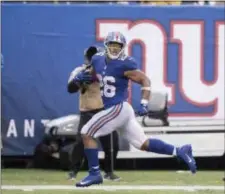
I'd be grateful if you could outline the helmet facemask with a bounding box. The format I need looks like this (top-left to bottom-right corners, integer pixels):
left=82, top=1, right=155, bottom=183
left=105, top=42, right=125, bottom=59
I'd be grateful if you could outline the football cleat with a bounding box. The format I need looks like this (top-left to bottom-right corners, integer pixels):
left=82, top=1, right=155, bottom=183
left=177, top=144, right=197, bottom=174
left=76, top=173, right=103, bottom=187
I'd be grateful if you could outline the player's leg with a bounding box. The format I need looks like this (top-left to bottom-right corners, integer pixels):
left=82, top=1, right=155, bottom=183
left=122, top=102, right=197, bottom=174
left=69, top=110, right=102, bottom=180
left=76, top=103, right=126, bottom=187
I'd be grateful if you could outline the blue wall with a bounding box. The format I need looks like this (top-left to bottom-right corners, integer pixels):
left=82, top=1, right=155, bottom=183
left=1, top=4, right=224, bottom=155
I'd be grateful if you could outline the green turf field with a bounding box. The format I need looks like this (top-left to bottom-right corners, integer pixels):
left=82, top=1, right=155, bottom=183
left=1, top=169, right=224, bottom=194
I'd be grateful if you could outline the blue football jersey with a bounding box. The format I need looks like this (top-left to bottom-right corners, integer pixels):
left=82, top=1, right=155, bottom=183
left=91, top=52, right=138, bottom=108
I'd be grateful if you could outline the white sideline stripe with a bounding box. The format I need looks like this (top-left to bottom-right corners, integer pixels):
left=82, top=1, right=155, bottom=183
left=1, top=185, right=224, bottom=191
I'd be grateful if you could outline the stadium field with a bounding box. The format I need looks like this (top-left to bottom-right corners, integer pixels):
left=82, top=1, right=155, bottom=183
left=1, top=169, right=224, bottom=194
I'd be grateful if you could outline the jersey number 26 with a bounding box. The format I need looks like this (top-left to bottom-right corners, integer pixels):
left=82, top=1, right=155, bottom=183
left=97, top=75, right=116, bottom=98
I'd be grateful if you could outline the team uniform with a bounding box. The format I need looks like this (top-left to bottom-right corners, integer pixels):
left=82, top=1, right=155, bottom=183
left=81, top=53, right=148, bottom=149
left=67, top=48, right=120, bottom=181
left=76, top=31, right=197, bottom=187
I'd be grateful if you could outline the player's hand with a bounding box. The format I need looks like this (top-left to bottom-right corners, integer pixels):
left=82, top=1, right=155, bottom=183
left=136, top=103, right=148, bottom=116
left=74, top=70, right=93, bottom=84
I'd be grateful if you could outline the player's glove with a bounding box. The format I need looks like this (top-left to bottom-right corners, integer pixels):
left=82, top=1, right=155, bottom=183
left=73, top=70, right=93, bottom=85
left=136, top=99, right=149, bottom=116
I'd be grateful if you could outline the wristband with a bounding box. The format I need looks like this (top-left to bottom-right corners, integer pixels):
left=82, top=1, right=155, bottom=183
left=141, top=87, right=151, bottom=91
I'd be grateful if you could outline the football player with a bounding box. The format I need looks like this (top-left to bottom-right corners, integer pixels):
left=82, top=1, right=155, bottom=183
left=76, top=32, right=197, bottom=187
left=67, top=46, right=120, bottom=181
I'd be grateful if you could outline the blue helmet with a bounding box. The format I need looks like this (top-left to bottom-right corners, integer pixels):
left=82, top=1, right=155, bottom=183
left=104, top=31, right=126, bottom=59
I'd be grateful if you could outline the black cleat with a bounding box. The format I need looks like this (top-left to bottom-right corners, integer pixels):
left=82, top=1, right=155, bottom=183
left=103, top=172, right=121, bottom=181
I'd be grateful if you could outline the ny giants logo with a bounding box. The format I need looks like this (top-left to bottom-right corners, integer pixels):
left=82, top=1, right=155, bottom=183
left=96, top=20, right=225, bottom=118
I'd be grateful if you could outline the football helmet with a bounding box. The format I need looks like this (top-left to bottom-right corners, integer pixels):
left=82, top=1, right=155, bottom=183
left=104, top=31, right=126, bottom=59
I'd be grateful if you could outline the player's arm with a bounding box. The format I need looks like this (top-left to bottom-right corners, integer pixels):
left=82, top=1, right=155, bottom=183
left=67, top=46, right=100, bottom=93
left=124, top=69, right=151, bottom=116
left=124, top=69, right=151, bottom=102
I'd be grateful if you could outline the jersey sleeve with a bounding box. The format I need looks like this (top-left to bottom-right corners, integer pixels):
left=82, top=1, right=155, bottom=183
left=124, top=57, right=138, bottom=72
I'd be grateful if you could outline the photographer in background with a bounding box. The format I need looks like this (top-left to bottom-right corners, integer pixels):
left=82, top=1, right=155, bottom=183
left=67, top=46, right=120, bottom=181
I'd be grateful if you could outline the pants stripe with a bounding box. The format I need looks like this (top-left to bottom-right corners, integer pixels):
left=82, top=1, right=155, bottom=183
left=87, top=103, right=122, bottom=136
left=91, top=103, right=123, bottom=137
left=86, top=104, right=118, bottom=135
